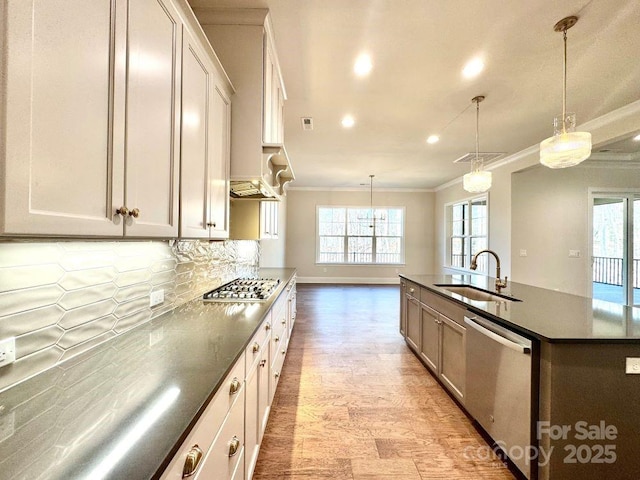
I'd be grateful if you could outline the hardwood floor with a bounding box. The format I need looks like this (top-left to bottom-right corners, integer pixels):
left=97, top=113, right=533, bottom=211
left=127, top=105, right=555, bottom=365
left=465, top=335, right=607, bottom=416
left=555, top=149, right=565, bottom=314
left=253, top=284, right=515, bottom=480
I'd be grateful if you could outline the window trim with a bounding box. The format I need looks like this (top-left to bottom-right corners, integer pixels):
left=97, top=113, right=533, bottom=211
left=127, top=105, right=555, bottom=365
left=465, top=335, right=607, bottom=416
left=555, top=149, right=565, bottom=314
left=315, top=205, right=406, bottom=266
left=444, top=194, right=489, bottom=273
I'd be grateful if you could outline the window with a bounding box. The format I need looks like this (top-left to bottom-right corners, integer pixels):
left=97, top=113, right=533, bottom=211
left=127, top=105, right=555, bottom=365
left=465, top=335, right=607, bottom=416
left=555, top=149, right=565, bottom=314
left=260, top=201, right=278, bottom=239
left=317, top=207, right=404, bottom=264
left=447, top=196, right=488, bottom=272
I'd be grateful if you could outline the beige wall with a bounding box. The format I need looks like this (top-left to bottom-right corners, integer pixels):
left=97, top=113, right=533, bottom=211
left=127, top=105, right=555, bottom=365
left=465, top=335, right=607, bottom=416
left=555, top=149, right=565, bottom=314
left=434, top=100, right=640, bottom=294
left=260, top=196, right=288, bottom=268
left=512, top=164, right=640, bottom=296
left=285, top=189, right=434, bottom=282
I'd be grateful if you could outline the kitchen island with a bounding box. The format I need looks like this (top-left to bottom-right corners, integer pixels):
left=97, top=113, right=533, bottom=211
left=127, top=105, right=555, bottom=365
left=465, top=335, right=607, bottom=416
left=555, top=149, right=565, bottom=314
left=400, top=273, right=640, bottom=480
left=0, top=268, right=296, bottom=479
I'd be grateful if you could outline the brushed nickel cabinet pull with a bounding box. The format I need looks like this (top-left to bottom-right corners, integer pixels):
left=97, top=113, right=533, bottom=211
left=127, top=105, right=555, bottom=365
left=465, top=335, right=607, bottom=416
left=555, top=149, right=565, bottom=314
left=228, top=436, right=240, bottom=457
left=182, top=444, right=203, bottom=478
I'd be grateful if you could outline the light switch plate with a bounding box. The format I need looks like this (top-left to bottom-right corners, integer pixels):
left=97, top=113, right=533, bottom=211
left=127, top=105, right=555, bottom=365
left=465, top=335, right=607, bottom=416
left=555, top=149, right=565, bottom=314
left=150, top=289, right=165, bottom=307
left=0, top=338, right=16, bottom=368
left=626, top=357, right=640, bottom=374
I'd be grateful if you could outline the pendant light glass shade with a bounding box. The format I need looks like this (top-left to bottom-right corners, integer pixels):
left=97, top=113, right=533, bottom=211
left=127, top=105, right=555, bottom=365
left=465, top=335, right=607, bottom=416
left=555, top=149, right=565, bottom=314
left=540, top=113, right=591, bottom=168
left=540, top=16, right=591, bottom=168
left=463, top=96, right=491, bottom=193
left=463, top=169, right=492, bottom=193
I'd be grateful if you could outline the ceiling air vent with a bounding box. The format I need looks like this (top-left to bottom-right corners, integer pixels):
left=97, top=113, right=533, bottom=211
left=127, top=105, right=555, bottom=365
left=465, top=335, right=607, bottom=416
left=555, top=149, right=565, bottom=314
left=453, top=152, right=505, bottom=165
left=301, top=117, right=313, bottom=131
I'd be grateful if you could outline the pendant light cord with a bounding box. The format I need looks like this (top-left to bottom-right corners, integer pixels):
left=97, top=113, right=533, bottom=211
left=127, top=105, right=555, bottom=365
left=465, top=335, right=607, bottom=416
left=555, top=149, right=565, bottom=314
left=562, top=29, right=567, bottom=134
left=475, top=99, right=480, bottom=171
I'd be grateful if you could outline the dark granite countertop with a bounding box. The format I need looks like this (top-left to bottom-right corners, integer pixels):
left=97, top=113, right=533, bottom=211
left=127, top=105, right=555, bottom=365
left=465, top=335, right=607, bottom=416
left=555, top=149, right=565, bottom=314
left=0, top=268, right=296, bottom=480
left=401, top=273, right=640, bottom=343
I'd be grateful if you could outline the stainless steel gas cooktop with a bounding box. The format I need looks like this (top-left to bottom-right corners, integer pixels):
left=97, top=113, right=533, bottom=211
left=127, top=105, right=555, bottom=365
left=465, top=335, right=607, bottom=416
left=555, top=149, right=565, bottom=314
left=203, top=278, right=280, bottom=302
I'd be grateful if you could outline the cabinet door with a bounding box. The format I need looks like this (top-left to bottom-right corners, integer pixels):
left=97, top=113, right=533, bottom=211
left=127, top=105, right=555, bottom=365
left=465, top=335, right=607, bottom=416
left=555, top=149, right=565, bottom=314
left=405, top=295, right=421, bottom=352
left=179, top=31, right=211, bottom=238
left=2, top=0, right=126, bottom=236
left=125, top=0, right=182, bottom=237
left=208, top=79, right=231, bottom=239
left=399, top=282, right=407, bottom=337
left=420, top=305, right=440, bottom=373
left=257, top=338, right=270, bottom=443
left=244, top=358, right=260, bottom=480
left=440, top=315, right=466, bottom=402
left=262, top=37, right=274, bottom=144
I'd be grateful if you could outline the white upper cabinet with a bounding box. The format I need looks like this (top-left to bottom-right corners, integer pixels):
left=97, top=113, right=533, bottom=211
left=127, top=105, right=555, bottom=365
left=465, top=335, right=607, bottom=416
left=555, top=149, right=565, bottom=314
left=193, top=8, right=291, bottom=196
left=124, top=0, right=182, bottom=237
left=1, top=0, right=229, bottom=238
left=179, top=29, right=231, bottom=239
left=1, top=0, right=126, bottom=236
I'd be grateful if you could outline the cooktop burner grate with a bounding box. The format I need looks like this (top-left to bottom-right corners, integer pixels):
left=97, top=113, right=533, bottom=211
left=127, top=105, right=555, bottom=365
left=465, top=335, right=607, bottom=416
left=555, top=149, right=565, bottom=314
left=203, top=278, right=280, bottom=302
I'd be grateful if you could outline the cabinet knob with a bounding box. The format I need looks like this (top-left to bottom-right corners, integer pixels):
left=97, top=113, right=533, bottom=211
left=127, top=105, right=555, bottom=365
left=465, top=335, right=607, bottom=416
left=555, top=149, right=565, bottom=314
left=229, top=377, right=241, bottom=395
left=274, top=371, right=280, bottom=379
left=409, top=287, right=415, bottom=294
left=115, top=206, right=128, bottom=216
left=281, top=349, right=285, bottom=355
left=228, top=436, right=240, bottom=458
left=206, top=221, right=217, bottom=228
left=128, top=208, right=140, bottom=218
left=274, top=335, right=280, bottom=343
left=182, top=444, right=203, bottom=478
left=259, top=359, right=267, bottom=367
left=252, top=342, right=260, bottom=353
left=265, top=323, right=271, bottom=331
left=281, top=319, right=286, bottom=325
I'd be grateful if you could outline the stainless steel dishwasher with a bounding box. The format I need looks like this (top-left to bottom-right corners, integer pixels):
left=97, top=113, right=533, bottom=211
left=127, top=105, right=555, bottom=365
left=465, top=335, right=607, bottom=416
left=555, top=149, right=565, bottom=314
left=464, top=315, right=534, bottom=479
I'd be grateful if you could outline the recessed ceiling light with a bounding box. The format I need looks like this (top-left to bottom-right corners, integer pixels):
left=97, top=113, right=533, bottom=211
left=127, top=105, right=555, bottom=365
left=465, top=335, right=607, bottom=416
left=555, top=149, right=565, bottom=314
left=426, top=135, right=440, bottom=144
left=341, top=115, right=355, bottom=128
left=462, top=57, right=484, bottom=79
left=634, top=134, right=640, bottom=141
left=354, top=54, right=373, bottom=76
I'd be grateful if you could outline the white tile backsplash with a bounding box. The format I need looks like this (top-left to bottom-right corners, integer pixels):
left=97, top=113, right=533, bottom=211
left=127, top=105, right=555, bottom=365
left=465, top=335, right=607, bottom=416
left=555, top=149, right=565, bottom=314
left=0, top=239, right=260, bottom=392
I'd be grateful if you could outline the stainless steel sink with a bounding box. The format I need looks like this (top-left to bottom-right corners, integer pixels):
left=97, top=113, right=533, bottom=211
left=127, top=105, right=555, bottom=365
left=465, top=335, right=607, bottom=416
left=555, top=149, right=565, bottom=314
left=434, top=284, right=522, bottom=302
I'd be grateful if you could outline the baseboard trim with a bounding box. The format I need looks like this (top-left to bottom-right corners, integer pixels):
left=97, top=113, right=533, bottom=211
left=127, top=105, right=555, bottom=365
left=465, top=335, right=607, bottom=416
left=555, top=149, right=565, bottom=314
left=297, top=276, right=400, bottom=284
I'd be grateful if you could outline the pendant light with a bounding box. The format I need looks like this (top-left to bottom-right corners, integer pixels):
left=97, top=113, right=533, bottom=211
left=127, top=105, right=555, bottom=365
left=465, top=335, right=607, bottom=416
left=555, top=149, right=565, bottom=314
left=540, top=16, right=591, bottom=168
left=463, top=95, right=492, bottom=193
left=358, top=174, right=385, bottom=228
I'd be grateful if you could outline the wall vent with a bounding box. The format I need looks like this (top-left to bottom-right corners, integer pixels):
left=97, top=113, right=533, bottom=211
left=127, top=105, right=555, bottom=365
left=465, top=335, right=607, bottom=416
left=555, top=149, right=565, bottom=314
left=301, top=117, right=313, bottom=131
left=453, top=152, right=505, bottom=165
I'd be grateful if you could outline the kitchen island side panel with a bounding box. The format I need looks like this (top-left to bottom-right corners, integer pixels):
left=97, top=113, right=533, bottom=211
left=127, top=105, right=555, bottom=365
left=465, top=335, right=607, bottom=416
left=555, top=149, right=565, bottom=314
left=538, top=342, right=640, bottom=480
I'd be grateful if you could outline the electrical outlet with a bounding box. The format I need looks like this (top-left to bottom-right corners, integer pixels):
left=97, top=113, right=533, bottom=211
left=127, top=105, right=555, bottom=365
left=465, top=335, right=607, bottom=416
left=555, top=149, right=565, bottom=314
left=569, top=250, right=581, bottom=258
left=150, top=289, right=165, bottom=307
left=626, top=357, right=640, bottom=374
left=519, top=249, right=527, bottom=257
left=149, top=327, right=164, bottom=347
left=0, top=338, right=16, bottom=368
left=0, top=410, right=15, bottom=442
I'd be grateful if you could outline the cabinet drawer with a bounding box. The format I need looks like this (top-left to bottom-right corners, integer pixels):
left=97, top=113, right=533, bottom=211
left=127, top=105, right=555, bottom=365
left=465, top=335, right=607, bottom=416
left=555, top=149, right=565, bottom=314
left=421, top=288, right=466, bottom=325
left=270, top=321, right=288, bottom=370
left=246, top=318, right=270, bottom=373
left=405, top=281, right=420, bottom=300
left=196, top=382, right=245, bottom=480
left=161, top=353, right=245, bottom=479
left=270, top=340, right=286, bottom=398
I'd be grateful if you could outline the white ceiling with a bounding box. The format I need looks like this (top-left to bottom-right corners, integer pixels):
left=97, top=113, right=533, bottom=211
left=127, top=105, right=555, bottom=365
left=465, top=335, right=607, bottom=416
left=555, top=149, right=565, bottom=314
left=190, top=0, right=640, bottom=189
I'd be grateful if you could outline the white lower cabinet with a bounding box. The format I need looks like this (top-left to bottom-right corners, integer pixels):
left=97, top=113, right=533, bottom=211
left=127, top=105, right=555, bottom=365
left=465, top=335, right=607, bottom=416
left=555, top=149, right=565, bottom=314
left=161, top=354, right=245, bottom=479
left=163, top=278, right=296, bottom=480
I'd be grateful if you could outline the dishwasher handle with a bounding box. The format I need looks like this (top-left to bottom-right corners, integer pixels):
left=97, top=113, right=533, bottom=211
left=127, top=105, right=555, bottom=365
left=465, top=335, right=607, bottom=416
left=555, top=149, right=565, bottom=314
left=464, top=316, right=531, bottom=354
